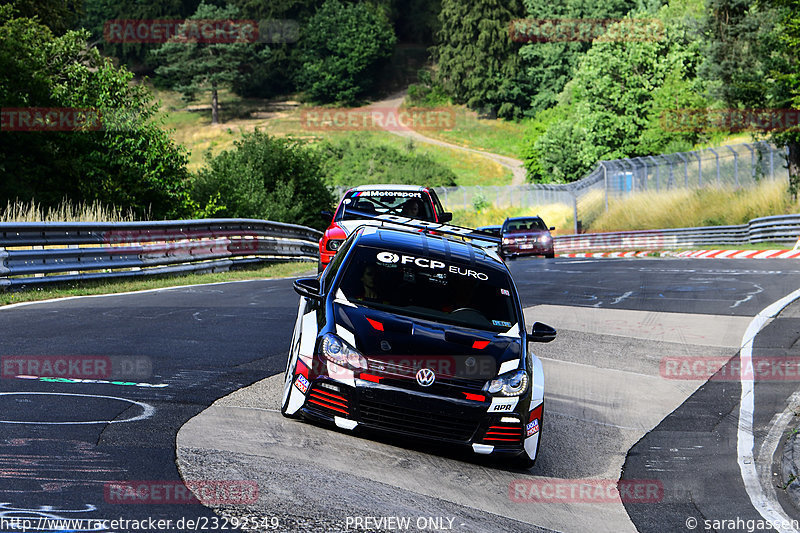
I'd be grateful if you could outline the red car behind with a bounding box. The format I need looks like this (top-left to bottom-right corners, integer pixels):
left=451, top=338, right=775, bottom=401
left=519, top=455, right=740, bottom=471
left=318, top=185, right=452, bottom=271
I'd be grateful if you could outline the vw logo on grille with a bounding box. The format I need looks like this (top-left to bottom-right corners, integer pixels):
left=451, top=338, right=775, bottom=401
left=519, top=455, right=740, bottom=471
left=416, top=368, right=436, bottom=387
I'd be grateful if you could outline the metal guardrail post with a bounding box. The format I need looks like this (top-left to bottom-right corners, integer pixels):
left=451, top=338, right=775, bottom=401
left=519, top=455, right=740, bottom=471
left=726, top=146, right=739, bottom=187
left=641, top=158, right=648, bottom=192
left=697, top=150, right=703, bottom=187
left=600, top=162, right=609, bottom=212
left=571, top=187, right=579, bottom=234
left=770, top=144, right=774, bottom=179
left=743, top=143, right=755, bottom=180
left=648, top=155, right=660, bottom=192
left=676, top=152, right=688, bottom=187
left=708, top=147, right=720, bottom=185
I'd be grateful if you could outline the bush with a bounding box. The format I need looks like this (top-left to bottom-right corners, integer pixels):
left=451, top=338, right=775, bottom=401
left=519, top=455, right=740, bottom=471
left=296, top=0, right=396, bottom=105
left=315, top=135, right=457, bottom=188
left=0, top=6, right=190, bottom=219
left=191, top=131, right=334, bottom=230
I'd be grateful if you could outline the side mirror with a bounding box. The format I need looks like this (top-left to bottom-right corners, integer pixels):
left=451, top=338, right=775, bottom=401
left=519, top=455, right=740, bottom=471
left=530, top=322, right=556, bottom=343
left=439, top=212, right=453, bottom=223
left=321, top=210, right=333, bottom=222
left=293, top=277, right=323, bottom=301
left=549, top=227, right=555, bottom=231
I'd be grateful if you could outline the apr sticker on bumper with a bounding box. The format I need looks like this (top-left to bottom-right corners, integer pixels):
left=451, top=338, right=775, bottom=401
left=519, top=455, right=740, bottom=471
left=294, top=374, right=309, bottom=394
left=488, top=397, right=518, bottom=413
left=526, top=419, right=540, bottom=437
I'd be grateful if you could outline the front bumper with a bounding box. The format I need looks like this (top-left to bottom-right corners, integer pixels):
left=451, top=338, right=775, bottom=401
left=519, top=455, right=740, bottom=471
left=296, top=375, right=537, bottom=458
left=501, top=243, right=554, bottom=257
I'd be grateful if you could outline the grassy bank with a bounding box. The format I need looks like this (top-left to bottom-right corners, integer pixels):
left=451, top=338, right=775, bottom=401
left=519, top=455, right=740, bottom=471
left=586, top=179, right=798, bottom=232
left=152, top=87, right=511, bottom=185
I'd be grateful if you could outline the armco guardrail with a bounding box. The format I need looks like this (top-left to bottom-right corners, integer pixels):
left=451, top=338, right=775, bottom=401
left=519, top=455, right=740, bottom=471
left=0, top=219, right=321, bottom=289
left=554, top=214, right=800, bottom=252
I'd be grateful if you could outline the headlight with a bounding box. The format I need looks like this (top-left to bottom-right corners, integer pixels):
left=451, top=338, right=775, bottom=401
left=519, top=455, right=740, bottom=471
left=326, top=239, right=344, bottom=251
left=540, top=235, right=551, bottom=242
left=502, top=237, right=515, bottom=245
left=320, top=333, right=367, bottom=370
left=485, top=369, right=529, bottom=397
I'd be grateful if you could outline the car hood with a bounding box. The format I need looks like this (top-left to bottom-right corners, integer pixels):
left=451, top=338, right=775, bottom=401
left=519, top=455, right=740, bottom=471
left=333, top=302, right=521, bottom=377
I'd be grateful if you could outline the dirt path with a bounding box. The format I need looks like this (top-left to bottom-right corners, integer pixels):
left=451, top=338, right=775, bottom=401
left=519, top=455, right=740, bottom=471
left=366, top=90, right=527, bottom=186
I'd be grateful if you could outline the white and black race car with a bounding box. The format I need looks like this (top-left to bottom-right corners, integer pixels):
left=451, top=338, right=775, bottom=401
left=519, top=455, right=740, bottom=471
left=281, top=215, right=555, bottom=468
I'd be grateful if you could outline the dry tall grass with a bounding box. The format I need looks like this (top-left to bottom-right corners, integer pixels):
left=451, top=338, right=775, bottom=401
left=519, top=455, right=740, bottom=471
left=0, top=200, right=143, bottom=223
left=587, top=179, right=799, bottom=232
left=452, top=203, right=574, bottom=234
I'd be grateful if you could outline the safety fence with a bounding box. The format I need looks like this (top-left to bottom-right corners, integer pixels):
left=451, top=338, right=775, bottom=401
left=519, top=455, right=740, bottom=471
left=554, top=214, right=800, bottom=252
left=0, top=219, right=321, bottom=289
left=427, top=142, right=790, bottom=234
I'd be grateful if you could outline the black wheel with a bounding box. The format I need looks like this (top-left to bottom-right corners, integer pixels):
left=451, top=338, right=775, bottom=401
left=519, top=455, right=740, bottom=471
left=545, top=252, right=555, bottom=259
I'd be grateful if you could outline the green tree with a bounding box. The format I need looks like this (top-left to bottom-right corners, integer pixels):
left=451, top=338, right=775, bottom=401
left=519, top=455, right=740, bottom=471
left=701, top=0, right=800, bottom=195
left=150, top=2, right=269, bottom=124
left=0, top=5, right=190, bottom=218
left=517, top=0, right=637, bottom=113
left=81, top=0, right=198, bottom=72
left=296, top=0, right=396, bottom=105
left=1, top=0, right=83, bottom=34
left=524, top=0, right=708, bottom=183
left=191, top=131, right=334, bottom=230
left=433, top=0, right=527, bottom=118
left=228, top=0, right=317, bottom=98
left=315, top=135, right=457, bottom=188
left=767, top=0, right=800, bottom=196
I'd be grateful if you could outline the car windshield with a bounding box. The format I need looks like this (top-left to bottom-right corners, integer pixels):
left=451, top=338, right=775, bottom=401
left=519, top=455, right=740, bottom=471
left=338, top=245, right=518, bottom=332
left=336, top=190, right=435, bottom=222
left=504, top=218, right=547, bottom=232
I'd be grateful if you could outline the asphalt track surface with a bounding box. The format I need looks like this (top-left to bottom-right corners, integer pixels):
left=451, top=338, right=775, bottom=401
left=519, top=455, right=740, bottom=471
left=1, top=257, right=800, bottom=532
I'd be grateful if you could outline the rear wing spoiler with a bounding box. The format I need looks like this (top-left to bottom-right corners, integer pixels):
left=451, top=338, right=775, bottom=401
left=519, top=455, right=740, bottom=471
left=342, top=206, right=501, bottom=245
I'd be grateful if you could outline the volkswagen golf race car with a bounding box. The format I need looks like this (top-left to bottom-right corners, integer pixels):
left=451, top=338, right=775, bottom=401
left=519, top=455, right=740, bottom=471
left=318, top=184, right=452, bottom=272
left=281, top=218, right=556, bottom=468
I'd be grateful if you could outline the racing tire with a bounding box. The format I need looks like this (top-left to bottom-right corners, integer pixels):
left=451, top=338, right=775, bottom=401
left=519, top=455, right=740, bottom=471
left=544, top=252, right=555, bottom=259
